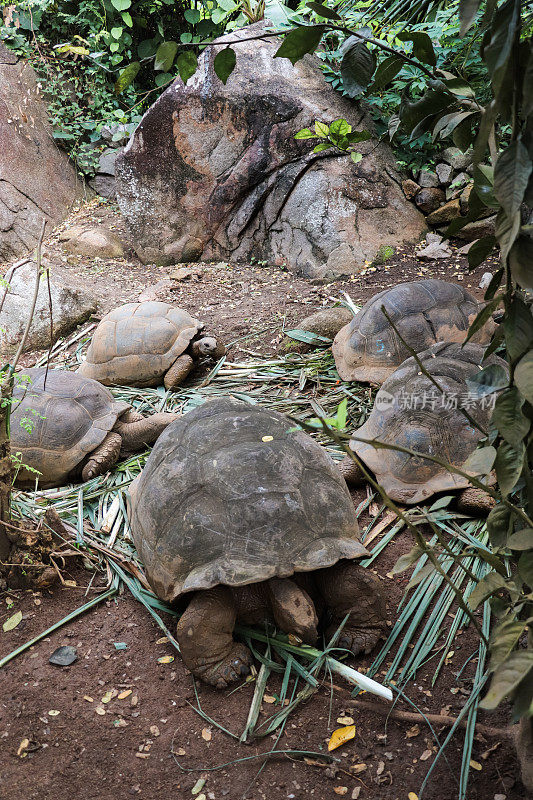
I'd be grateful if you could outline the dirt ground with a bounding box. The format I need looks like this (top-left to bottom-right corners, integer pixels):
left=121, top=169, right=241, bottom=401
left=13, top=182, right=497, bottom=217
left=0, top=199, right=518, bottom=800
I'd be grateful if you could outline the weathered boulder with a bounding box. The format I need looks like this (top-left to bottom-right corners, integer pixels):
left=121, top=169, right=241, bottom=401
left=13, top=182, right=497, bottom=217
left=116, top=23, right=425, bottom=279
left=426, top=199, right=461, bottom=225
left=0, top=261, right=97, bottom=356
left=0, top=44, right=85, bottom=261
left=59, top=225, right=125, bottom=259
left=415, top=187, right=445, bottom=214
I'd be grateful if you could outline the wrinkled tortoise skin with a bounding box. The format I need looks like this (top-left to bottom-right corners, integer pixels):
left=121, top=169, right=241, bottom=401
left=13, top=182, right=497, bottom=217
left=78, top=301, right=203, bottom=387
left=348, top=342, right=507, bottom=504
left=332, top=279, right=494, bottom=385
left=130, top=398, right=367, bottom=603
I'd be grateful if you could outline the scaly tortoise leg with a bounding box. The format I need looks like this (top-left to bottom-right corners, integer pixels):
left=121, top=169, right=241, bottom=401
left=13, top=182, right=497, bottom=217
left=164, top=354, right=195, bottom=390
left=114, top=412, right=179, bottom=452
left=339, top=455, right=366, bottom=486
left=315, top=560, right=387, bottom=656
left=267, top=577, right=318, bottom=644
left=176, top=585, right=253, bottom=688
left=81, top=431, right=122, bottom=482
left=456, top=486, right=495, bottom=516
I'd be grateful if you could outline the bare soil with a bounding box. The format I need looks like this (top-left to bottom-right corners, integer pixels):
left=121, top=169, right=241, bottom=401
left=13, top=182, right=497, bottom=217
left=0, top=199, right=517, bottom=800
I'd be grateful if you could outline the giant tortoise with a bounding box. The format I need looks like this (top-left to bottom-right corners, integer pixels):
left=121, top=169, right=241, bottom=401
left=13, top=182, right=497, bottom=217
left=78, top=301, right=225, bottom=389
left=340, top=342, right=507, bottom=510
left=332, top=279, right=494, bottom=385
left=11, top=368, right=178, bottom=488
left=129, top=399, right=387, bottom=688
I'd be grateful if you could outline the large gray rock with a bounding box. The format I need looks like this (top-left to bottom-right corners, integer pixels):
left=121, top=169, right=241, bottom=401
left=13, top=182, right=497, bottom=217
left=0, top=44, right=85, bottom=261
left=0, top=261, right=97, bottom=356
left=116, top=23, right=425, bottom=279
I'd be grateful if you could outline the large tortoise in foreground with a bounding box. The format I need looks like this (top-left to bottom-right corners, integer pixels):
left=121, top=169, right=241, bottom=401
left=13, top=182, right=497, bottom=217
left=340, top=342, right=507, bottom=508
left=332, top=279, right=495, bottom=385
left=78, top=301, right=225, bottom=389
left=11, top=368, right=177, bottom=487
left=130, top=399, right=387, bottom=687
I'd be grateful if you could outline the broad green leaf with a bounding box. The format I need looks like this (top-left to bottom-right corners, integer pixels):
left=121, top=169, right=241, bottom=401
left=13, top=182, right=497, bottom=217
left=433, top=110, right=476, bottom=142
left=483, top=0, right=521, bottom=94
left=329, top=118, right=351, bottom=138
left=121, top=11, right=132, bottom=26
left=468, top=570, right=506, bottom=609
left=114, top=61, right=140, bottom=93
left=154, top=41, right=178, bottom=72
left=494, top=440, right=524, bottom=496
left=487, top=503, right=512, bottom=549
left=397, top=31, right=436, bottom=67
left=494, top=141, right=532, bottom=220
left=314, top=120, right=329, bottom=138
left=495, top=208, right=521, bottom=261
left=294, top=128, right=317, bottom=140
left=176, top=51, right=198, bottom=84
left=138, top=38, right=158, bottom=59
left=506, top=529, right=533, bottom=550
left=481, top=651, right=533, bottom=709
left=466, top=363, right=508, bottom=397
left=155, top=72, right=173, bottom=87
left=111, top=0, right=131, bottom=9
left=493, top=388, right=530, bottom=446
left=274, top=25, right=325, bottom=66
left=392, top=545, right=423, bottom=575
left=2, top=610, right=22, bottom=632
left=464, top=296, right=501, bottom=343
left=515, top=351, right=533, bottom=405
left=350, top=151, right=362, bottom=164
left=368, top=55, right=402, bottom=92
left=463, top=445, right=496, bottom=477
left=484, top=267, right=503, bottom=300
left=285, top=329, right=331, bottom=344
left=340, top=40, right=376, bottom=98
left=400, top=83, right=455, bottom=140
left=443, top=76, right=475, bottom=98
left=489, top=617, right=529, bottom=670
left=306, top=2, right=341, bottom=20
left=313, top=142, right=331, bottom=152
left=467, top=235, right=496, bottom=270
left=509, top=234, right=533, bottom=291
left=180, top=32, right=192, bottom=44
left=346, top=130, right=371, bottom=143
left=184, top=8, right=201, bottom=24
left=523, top=49, right=533, bottom=118
left=214, top=47, right=236, bottom=84
left=459, top=0, right=482, bottom=36
left=518, top=551, right=533, bottom=585
left=473, top=163, right=498, bottom=208
left=110, top=26, right=123, bottom=40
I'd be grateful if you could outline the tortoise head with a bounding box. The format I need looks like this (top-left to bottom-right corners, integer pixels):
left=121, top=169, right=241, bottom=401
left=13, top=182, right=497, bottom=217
left=191, top=336, right=226, bottom=359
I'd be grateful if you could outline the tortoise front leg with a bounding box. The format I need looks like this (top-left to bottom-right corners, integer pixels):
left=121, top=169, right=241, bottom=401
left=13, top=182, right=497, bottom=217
left=315, top=560, right=387, bottom=656
left=339, top=455, right=365, bottom=487
left=176, top=586, right=253, bottom=688
left=456, top=486, right=495, bottom=516
left=114, top=412, right=179, bottom=451
left=267, top=577, right=318, bottom=644
left=164, top=354, right=195, bottom=390
left=81, top=431, right=122, bottom=482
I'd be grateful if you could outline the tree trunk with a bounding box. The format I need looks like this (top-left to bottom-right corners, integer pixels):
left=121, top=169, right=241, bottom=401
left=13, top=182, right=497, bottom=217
left=0, top=379, right=12, bottom=566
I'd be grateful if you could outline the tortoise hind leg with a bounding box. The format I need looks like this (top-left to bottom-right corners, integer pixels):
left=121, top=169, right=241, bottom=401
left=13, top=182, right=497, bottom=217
left=339, top=455, right=365, bottom=486
left=316, top=560, right=387, bottom=656
left=456, top=486, right=495, bottom=516
left=176, top=586, right=253, bottom=688
left=164, top=354, right=195, bottom=390
left=81, top=432, right=122, bottom=482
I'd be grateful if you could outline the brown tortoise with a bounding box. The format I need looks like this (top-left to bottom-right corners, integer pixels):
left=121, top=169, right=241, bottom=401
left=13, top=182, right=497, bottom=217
left=332, top=279, right=495, bottom=385
left=339, top=342, right=507, bottom=510
left=78, top=301, right=225, bottom=389
left=129, top=399, right=387, bottom=688
left=11, top=368, right=178, bottom=488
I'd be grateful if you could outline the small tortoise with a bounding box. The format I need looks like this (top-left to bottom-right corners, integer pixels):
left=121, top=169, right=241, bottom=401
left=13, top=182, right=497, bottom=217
left=332, top=279, right=494, bottom=385
left=129, top=399, right=387, bottom=688
left=11, top=368, right=178, bottom=488
left=78, top=301, right=225, bottom=389
left=340, top=342, right=507, bottom=510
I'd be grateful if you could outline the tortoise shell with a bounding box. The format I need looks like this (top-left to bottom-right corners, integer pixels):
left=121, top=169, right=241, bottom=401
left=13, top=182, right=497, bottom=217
left=11, top=368, right=130, bottom=487
left=130, top=398, right=367, bottom=603
left=332, top=279, right=494, bottom=384
left=78, top=301, right=204, bottom=387
left=349, top=342, right=507, bottom=504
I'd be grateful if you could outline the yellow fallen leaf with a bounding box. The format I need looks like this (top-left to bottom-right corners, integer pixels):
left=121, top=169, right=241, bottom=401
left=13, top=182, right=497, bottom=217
left=157, top=655, right=174, bottom=664
left=17, top=738, right=30, bottom=757
left=263, top=695, right=277, bottom=704
left=420, top=749, right=432, bottom=761
left=64, top=580, right=77, bottom=587
left=3, top=610, right=22, bottom=632
left=262, top=436, right=274, bottom=442
left=156, top=637, right=169, bottom=644
left=48, top=710, right=60, bottom=717
left=118, top=690, right=132, bottom=700
left=201, top=728, right=212, bottom=742
left=101, top=690, right=114, bottom=704
left=351, top=763, right=367, bottom=775
left=470, top=760, right=482, bottom=771
left=336, top=716, right=354, bottom=726
left=408, top=794, right=419, bottom=800
left=95, top=706, right=106, bottom=716
left=83, top=695, right=94, bottom=703
left=406, top=725, right=420, bottom=738
left=328, top=725, right=356, bottom=752
left=174, top=747, right=186, bottom=756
